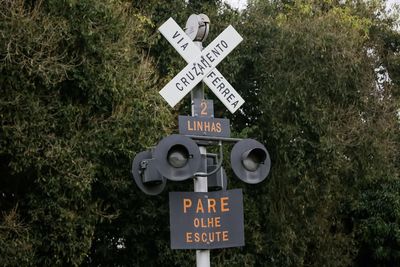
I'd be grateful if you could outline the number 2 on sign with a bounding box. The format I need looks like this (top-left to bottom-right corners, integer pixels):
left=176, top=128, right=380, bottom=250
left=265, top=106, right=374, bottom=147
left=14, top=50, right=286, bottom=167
left=200, top=101, right=208, bottom=116
left=194, top=99, right=213, bottom=117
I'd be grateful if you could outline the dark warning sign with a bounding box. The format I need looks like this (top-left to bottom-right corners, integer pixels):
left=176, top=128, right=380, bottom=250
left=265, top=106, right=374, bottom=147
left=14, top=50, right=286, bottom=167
left=178, top=115, right=230, bottom=137
left=169, top=189, right=244, bottom=250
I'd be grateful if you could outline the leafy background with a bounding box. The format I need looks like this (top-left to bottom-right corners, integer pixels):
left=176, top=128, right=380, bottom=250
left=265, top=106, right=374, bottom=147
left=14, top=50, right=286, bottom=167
left=0, top=0, right=399, bottom=266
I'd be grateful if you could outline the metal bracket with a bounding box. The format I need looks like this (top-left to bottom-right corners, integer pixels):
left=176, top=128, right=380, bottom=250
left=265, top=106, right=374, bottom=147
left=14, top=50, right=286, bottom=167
left=186, top=135, right=243, bottom=143
left=194, top=141, right=223, bottom=177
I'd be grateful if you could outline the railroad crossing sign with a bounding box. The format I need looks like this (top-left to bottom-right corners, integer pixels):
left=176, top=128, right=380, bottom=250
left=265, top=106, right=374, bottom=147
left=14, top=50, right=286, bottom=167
left=133, top=15, right=272, bottom=267
left=158, top=18, right=245, bottom=113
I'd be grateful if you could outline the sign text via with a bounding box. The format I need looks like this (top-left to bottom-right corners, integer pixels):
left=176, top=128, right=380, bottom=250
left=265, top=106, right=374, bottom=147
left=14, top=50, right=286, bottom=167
left=158, top=18, right=245, bottom=113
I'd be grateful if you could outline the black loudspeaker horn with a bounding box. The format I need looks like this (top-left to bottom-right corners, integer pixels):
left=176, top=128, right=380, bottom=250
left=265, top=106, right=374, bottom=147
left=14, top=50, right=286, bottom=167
left=207, top=156, right=227, bottom=191
left=154, top=134, right=201, bottom=181
left=230, top=139, right=271, bottom=184
left=131, top=150, right=166, bottom=195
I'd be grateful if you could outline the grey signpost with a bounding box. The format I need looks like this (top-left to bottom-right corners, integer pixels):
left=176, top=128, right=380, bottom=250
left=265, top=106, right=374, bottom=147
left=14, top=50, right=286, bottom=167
left=132, top=14, right=272, bottom=267
left=159, top=14, right=243, bottom=267
left=189, top=15, right=210, bottom=267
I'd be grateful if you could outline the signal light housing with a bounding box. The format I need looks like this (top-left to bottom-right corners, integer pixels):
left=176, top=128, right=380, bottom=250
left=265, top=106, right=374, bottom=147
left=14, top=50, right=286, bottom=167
left=230, top=139, right=271, bottom=184
left=154, top=134, right=201, bottom=181
left=131, top=150, right=166, bottom=195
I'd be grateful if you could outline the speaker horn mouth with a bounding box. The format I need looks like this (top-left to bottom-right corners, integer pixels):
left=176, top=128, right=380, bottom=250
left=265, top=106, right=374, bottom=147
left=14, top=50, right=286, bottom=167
left=154, top=134, right=201, bottom=181
left=230, top=139, right=271, bottom=184
left=167, top=145, right=189, bottom=168
left=241, top=148, right=266, bottom=172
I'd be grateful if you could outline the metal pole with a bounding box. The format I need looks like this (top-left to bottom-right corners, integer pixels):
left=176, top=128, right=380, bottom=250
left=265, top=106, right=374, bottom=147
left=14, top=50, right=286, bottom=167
left=192, top=41, right=211, bottom=267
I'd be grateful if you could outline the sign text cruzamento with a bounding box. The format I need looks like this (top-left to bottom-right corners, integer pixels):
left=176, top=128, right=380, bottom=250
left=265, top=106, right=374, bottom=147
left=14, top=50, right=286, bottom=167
left=158, top=18, right=244, bottom=113
left=175, top=40, right=228, bottom=91
left=158, top=21, right=243, bottom=111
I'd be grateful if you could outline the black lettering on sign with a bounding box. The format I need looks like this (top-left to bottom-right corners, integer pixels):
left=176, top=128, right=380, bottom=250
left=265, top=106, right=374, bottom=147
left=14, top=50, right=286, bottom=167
left=186, top=71, right=195, bottom=81
left=211, top=48, right=220, bottom=58
left=227, top=93, right=235, bottom=103
left=181, top=77, right=189, bottom=87
left=173, top=31, right=180, bottom=39
left=222, top=88, right=230, bottom=97
left=206, top=52, right=215, bottom=63
left=181, top=43, right=188, bottom=50
left=200, top=56, right=211, bottom=68
left=221, top=40, right=228, bottom=48
left=217, top=83, right=225, bottom=91
left=172, top=31, right=188, bottom=51
left=192, top=64, right=201, bottom=76
left=216, top=43, right=223, bottom=53
left=197, top=63, right=205, bottom=75
left=176, top=82, right=183, bottom=91
left=212, top=77, right=221, bottom=87
left=204, top=71, right=240, bottom=110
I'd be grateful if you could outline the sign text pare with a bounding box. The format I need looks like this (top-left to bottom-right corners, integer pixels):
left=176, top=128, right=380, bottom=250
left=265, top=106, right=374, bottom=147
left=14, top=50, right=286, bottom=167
left=169, top=189, right=244, bottom=249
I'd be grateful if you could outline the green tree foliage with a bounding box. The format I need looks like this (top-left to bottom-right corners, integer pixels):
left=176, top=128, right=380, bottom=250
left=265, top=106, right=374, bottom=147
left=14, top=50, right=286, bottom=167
left=1, top=0, right=399, bottom=266
left=354, top=177, right=400, bottom=266
left=0, top=0, right=173, bottom=266
left=224, top=0, right=400, bottom=266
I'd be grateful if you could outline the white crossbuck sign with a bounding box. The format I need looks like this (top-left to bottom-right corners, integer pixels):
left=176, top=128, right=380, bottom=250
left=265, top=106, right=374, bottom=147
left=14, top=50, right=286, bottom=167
left=158, top=18, right=245, bottom=114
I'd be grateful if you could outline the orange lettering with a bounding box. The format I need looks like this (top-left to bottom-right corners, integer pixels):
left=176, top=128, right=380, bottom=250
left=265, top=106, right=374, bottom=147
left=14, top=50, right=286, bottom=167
left=204, top=121, right=210, bottom=132
left=207, top=217, right=214, bottom=227
left=196, top=121, right=203, bottom=131
left=196, top=198, right=204, bottom=213
left=209, top=232, right=215, bottom=242
left=216, top=122, right=221, bottom=133
left=183, top=199, right=192, bottom=213
left=201, top=233, right=207, bottom=242
left=221, top=197, right=229, bottom=212
left=194, top=232, right=200, bottom=242
left=211, top=122, right=217, bottom=132
left=186, top=232, right=193, bottom=242
left=200, top=101, right=208, bottom=116
left=215, top=217, right=221, bottom=227
left=208, top=198, right=216, bottom=213
left=187, top=121, right=193, bottom=131
left=215, top=231, right=222, bottom=241
left=222, top=231, right=229, bottom=241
